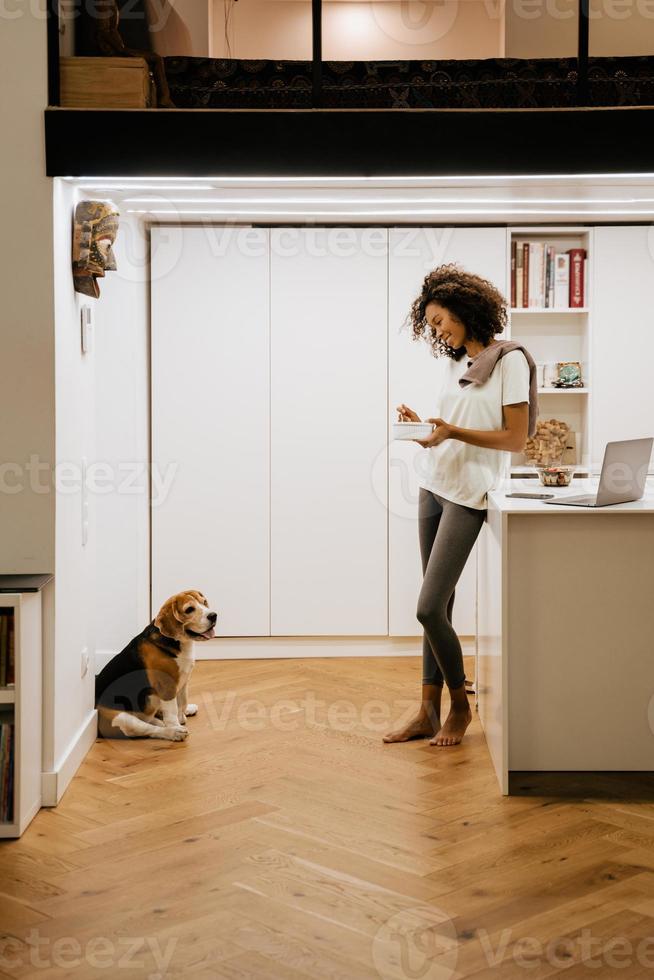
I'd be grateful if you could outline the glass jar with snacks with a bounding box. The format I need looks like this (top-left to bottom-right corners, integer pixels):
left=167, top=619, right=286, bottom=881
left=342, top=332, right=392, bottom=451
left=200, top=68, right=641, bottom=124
left=534, top=463, right=577, bottom=487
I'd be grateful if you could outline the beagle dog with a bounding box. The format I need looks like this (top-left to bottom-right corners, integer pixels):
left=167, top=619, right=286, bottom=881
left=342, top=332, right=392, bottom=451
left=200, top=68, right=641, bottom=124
left=95, top=590, right=217, bottom=741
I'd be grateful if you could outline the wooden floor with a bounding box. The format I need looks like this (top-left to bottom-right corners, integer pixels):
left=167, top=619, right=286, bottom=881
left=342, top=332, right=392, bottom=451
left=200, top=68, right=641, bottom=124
left=2, top=657, right=654, bottom=979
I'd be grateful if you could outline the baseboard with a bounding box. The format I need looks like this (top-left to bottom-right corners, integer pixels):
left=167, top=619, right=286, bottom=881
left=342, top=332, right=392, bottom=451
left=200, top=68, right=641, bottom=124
left=41, top=710, right=97, bottom=806
left=95, top=636, right=475, bottom=669
left=188, top=635, right=475, bottom=661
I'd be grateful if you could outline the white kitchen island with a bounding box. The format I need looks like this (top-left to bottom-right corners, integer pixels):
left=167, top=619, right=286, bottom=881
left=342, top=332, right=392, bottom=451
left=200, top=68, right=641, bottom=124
left=477, top=477, right=654, bottom=793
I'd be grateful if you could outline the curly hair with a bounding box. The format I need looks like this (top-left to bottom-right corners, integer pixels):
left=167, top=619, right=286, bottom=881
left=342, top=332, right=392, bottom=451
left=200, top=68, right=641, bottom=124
left=406, top=263, right=508, bottom=359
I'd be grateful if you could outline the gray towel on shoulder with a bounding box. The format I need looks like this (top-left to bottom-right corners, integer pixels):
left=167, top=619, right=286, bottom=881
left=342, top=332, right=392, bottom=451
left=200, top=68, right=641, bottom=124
left=457, top=340, right=539, bottom=438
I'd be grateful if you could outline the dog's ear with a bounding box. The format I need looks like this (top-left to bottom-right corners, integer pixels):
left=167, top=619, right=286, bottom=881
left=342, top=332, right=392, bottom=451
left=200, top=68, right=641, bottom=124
left=154, top=595, right=185, bottom=638
left=187, top=589, right=207, bottom=605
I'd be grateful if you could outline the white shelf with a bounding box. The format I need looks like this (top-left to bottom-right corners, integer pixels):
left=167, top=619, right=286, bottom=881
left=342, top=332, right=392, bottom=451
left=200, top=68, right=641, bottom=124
left=0, top=688, right=15, bottom=704
left=511, top=308, right=589, bottom=314
left=538, top=387, right=589, bottom=394
left=507, top=225, right=592, bottom=485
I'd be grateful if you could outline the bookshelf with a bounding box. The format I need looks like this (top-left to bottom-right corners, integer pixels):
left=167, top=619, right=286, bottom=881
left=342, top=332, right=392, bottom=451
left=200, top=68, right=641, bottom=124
left=506, top=226, right=592, bottom=479
left=0, top=588, right=43, bottom=838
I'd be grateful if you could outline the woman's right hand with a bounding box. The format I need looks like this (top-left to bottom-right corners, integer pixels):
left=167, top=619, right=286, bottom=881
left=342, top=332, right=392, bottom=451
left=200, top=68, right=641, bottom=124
left=396, top=404, right=421, bottom=423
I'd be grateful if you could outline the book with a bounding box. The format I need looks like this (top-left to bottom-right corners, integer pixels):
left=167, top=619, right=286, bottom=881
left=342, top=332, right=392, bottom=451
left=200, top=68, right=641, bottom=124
left=554, top=252, right=571, bottom=309
left=0, top=611, right=14, bottom=689
left=0, top=723, right=14, bottom=823
left=511, top=240, right=586, bottom=310
left=568, top=248, right=586, bottom=307
left=0, top=616, right=6, bottom=688
left=529, top=242, right=545, bottom=307
left=546, top=245, right=555, bottom=308
left=515, top=243, right=524, bottom=307
left=7, top=615, right=14, bottom=686
left=522, top=243, right=529, bottom=308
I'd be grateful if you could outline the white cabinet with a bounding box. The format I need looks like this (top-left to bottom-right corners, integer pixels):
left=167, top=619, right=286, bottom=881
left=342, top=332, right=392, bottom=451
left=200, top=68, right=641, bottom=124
left=270, top=229, right=388, bottom=635
left=151, top=226, right=271, bottom=634
left=388, top=228, right=509, bottom=636
left=592, top=226, right=654, bottom=472
left=151, top=224, right=511, bottom=642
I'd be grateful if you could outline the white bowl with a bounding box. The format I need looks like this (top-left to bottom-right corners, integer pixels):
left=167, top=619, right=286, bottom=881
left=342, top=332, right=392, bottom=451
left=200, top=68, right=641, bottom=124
left=392, top=421, right=434, bottom=441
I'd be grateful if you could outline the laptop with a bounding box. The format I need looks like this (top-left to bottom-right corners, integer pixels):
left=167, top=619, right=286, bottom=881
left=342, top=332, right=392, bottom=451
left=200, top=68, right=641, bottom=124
left=543, top=437, right=654, bottom=507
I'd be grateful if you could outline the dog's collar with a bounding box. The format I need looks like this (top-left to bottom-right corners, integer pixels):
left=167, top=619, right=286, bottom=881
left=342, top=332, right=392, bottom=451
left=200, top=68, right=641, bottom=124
left=146, top=621, right=182, bottom=654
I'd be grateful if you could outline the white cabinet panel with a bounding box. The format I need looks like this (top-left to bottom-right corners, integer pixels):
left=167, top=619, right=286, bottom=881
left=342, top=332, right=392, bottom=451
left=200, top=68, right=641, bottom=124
left=151, top=226, right=270, bottom=634
left=388, top=228, right=508, bottom=636
left=270, top=228, right=388, bottom=635
left=592, top=226, right=654, bottom=472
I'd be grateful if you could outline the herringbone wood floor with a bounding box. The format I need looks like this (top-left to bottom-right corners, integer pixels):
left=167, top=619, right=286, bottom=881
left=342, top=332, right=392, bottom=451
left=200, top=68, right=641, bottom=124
left=1, top=657, right=654, bottom=979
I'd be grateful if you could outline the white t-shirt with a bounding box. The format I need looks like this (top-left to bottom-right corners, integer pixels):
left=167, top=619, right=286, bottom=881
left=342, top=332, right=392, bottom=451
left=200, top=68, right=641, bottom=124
left=417, top=348, right=530, bottom=510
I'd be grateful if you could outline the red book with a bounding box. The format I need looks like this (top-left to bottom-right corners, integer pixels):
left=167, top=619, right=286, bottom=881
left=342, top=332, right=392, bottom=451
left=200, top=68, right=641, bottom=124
left=568, top=248, right=586, bottom=308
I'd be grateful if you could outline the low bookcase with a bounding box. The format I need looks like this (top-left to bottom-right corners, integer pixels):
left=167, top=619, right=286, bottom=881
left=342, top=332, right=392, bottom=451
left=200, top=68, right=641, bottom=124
left=0, top=589, right=42, bottom=838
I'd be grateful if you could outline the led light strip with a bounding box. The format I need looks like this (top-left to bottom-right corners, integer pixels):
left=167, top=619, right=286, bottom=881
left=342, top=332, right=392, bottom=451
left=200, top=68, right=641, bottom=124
left=79, top=185, right=216, bottom=192
left=127, top=207, right=654, bottom=216
left=122, top=196, right=654, bottom=205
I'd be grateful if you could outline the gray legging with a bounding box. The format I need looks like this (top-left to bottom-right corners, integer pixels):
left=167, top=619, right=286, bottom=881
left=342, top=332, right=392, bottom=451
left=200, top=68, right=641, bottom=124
left=418, top=487, right=487, bottom=689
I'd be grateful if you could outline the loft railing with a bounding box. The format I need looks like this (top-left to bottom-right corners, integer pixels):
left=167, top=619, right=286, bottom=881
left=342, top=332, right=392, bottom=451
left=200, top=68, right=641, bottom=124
left=47, top=0, right=60, bottom=107
left=47, top=0, right=594, bottom=111
left=578, top=0, right=590, bottom=104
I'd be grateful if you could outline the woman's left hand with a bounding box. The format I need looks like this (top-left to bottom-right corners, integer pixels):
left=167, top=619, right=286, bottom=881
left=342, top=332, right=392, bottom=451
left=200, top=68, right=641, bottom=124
left=415, top=418, right=452, bottom=448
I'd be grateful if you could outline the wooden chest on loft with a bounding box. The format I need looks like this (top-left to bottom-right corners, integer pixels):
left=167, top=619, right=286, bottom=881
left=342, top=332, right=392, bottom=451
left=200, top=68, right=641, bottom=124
left=60, top=57, right=156, bottom=108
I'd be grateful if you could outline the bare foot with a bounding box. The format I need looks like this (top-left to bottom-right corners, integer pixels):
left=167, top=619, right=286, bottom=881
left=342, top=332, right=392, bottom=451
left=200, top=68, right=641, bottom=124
left=429, top=705, right=472, bottom=747
left=383, top=710, right=440, bottom=743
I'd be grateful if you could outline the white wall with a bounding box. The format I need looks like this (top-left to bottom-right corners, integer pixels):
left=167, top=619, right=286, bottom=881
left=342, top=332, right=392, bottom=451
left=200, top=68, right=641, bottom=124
left=0, top=3, right=100, bottom=800
left=505, top=0, right=654, bottom=57
left=0, top=5, right=55, bottom=574
left=50, top=180, right=97, bottom=774
left=147, top=0, right=210, bottom=55
left=93, top=213, right=150, bottom=657
left=211, top=0, right=505, bottom=60
left=50, top=190, right=150, bottom=771
left=208, top=0, right=654, bottom=60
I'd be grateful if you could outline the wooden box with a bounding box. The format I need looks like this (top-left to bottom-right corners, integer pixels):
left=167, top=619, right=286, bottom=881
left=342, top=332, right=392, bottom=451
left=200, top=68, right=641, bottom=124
left=60, top=56, right=156, bottom=109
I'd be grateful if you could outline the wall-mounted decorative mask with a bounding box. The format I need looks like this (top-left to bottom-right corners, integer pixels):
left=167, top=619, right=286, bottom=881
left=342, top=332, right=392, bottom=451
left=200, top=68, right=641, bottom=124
left=72, top=200, right=120, bottom=298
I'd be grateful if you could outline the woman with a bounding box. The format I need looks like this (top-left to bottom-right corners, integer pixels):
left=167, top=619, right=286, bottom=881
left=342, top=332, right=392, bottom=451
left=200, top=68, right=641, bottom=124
left=384, top=264, right=532, bottom=748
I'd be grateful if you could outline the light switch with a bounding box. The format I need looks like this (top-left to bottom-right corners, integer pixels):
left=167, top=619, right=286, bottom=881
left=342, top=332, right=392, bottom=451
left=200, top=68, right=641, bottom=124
left=81, top=306, right=93, bottom=354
